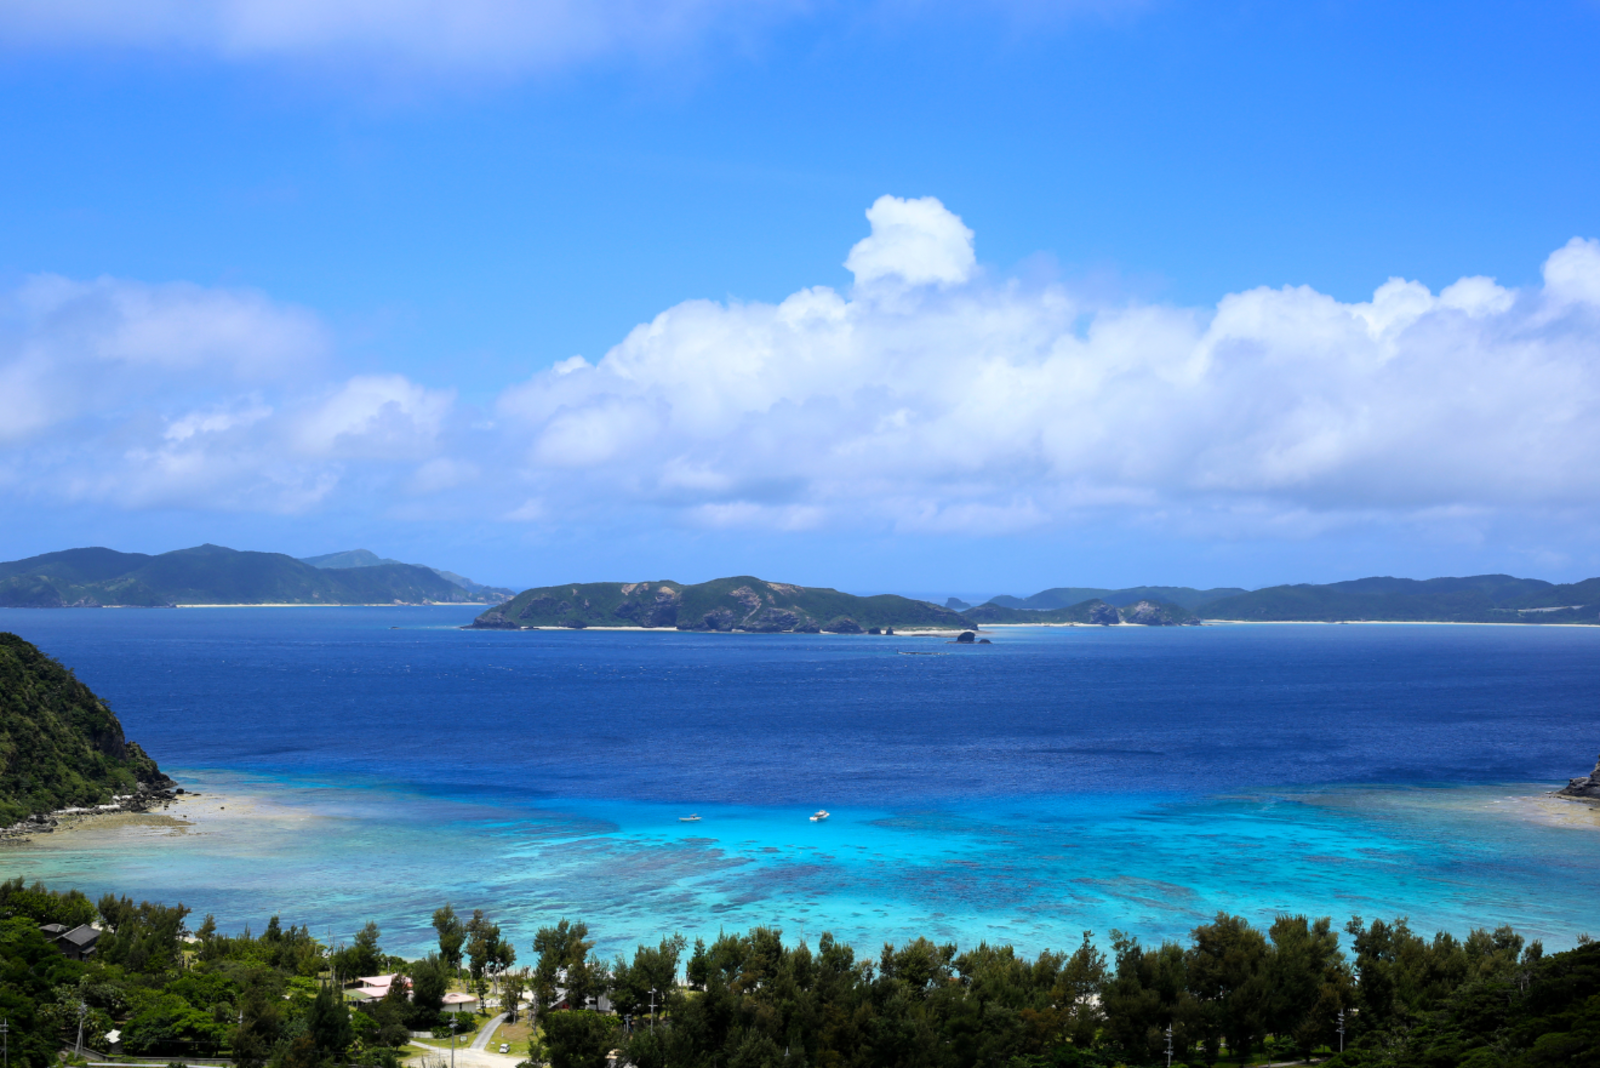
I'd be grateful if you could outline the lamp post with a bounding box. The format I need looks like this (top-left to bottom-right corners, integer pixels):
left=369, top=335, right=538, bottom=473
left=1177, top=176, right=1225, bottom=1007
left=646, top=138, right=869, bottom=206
left=1338, top=1009, right=1346, bottom=1054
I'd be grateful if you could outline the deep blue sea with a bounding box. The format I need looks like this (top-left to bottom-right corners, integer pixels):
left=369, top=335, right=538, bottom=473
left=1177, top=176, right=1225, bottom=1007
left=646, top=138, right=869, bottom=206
left=4, top=607, right=1599, bottom=959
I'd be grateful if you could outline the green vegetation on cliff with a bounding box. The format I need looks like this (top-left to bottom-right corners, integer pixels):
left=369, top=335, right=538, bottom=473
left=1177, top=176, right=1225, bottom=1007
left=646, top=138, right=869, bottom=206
left=0, top=544, right=499, bottom=607
left=476, top=576, right=976, bottom=632
left=0, top=632, right=169, bottom=824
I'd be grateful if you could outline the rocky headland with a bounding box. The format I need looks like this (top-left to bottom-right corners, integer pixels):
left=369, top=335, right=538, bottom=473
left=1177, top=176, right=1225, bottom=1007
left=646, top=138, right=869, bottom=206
left=1554, top=753, right=1600, bottom=804
left=0, top=631, right=177, bottom=835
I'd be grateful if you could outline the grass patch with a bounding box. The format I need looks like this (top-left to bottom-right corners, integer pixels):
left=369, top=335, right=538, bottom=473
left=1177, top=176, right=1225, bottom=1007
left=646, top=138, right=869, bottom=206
left=490, top=1016, right=535, bottom=1051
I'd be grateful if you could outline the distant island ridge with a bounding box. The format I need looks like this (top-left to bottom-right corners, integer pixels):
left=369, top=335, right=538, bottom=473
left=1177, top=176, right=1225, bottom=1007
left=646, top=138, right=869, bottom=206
left=943, top=574, right=1600, bottom=626
left=2, top=545, right=1596, bottom=625
left=948, top=585, right=1250, bottom=612
left=0, top=544, right=512, bottom=607
left=470, top=571, right=1600, bottom=632
left=473, top=576, right=983, bottom=633
left=297, top=548, right=515, bottom=600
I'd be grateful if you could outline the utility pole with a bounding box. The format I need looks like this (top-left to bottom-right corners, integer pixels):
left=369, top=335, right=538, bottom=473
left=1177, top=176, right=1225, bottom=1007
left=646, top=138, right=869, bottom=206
left=76, top=1001, right=87, bottom=1057
left=1338, top=1009, right=1346, bottom=1053
left=1164, top=1024, right=1173, bottom=1068
left=3, top=1015, right=10, bottom=1068
left=649, top=989, right=656, bottom=1033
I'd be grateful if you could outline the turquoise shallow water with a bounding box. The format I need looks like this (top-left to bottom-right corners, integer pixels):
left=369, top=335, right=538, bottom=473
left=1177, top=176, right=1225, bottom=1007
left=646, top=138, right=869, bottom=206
left=3, top=607, right=1599, bottom=958
left=12, top=772, right=1599, bottom=959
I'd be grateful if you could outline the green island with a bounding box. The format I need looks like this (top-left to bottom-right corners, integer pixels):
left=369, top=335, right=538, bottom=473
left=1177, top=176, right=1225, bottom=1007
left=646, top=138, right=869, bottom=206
left=2, top=878, right=1596, bottom=1068
left=472, top=576, right=977, bottom=633
left=962, top=599, right=1199, bottom=626
left=956, top=574, right=1600, bottom=626
left=7, top=543, right=1596, bottom=625
left=478, top=571, right=1600, bottom=633
left=971, top=588, right=1250, bottom=614
left=1194, top=575, right=1600, bottom=624
left=474, top=578, right=1202, bottom=633
left=0, top=546, right=507, bottom=608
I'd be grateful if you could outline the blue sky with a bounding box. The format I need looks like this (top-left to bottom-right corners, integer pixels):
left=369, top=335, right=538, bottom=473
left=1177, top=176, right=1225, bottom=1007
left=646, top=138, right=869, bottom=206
left=3, top=0, right=1599, bottom=596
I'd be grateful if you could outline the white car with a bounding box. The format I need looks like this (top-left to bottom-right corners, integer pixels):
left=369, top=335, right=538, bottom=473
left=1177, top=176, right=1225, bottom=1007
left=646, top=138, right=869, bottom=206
left=499, top=1044, right=510, bottom=1054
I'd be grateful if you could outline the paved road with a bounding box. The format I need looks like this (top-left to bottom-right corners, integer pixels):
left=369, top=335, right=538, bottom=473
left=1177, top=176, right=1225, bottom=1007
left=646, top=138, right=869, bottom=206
left=468, top=1013, right=507, bottom=1052
left=405, top=1049, right=522, bottom=1068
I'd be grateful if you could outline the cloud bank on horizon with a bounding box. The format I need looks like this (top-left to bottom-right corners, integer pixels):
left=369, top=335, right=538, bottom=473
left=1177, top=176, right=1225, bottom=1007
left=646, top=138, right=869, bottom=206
left=2, top=196, right=1597, bottom=560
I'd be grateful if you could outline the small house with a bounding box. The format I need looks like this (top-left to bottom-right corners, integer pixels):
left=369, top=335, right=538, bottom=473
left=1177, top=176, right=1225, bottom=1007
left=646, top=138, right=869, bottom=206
left=349, top=974, right=410, bottom=1003
left=40, top=923, right=100, bottom=961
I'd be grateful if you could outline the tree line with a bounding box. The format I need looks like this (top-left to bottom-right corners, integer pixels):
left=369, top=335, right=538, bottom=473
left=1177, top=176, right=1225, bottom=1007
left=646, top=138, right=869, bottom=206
left=2, top=876, right=1596, bottom=1068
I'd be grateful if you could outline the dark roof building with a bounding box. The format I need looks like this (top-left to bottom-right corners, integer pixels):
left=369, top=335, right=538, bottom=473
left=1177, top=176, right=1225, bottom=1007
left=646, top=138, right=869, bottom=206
left=41, top=923, right=100, bottom=960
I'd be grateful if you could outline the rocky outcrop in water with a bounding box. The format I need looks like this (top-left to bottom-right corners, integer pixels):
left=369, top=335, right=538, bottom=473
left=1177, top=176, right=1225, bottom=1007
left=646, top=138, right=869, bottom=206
left=1555, top=753, right=1600, bottom=801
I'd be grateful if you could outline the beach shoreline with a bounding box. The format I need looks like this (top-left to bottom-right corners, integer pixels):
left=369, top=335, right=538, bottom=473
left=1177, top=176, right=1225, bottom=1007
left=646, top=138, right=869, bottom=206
left=0, top=778, right=323, bottom=855
left=2, top=791, right=193, bottom=844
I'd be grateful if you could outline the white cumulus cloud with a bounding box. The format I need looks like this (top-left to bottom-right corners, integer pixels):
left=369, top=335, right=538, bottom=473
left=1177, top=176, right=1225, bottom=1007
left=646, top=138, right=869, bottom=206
left=845, top=195, right=977, bottom=289
left=295, top=374, right=455, bottom=459
left=0, top=276, right=453, bottom=513
left=4, top=199, right=1599, bottom=555
left=495, top=196, right=1600, bottom=538
left=0, top=275, right=327, bottom=443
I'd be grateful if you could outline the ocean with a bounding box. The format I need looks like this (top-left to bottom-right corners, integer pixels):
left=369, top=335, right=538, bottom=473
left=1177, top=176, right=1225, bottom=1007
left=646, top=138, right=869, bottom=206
left=4, top=606, right=1598, bottom=960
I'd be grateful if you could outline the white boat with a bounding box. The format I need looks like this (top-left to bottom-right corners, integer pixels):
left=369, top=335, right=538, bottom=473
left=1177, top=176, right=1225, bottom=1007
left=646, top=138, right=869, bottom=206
left=809, top=809, right=830, bottom=822
left=679, top=814, right=701, bottom=822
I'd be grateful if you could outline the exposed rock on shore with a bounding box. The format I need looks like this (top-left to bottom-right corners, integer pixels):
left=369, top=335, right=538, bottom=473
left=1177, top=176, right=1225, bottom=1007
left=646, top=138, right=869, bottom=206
left=2, top=780, right=182, bottom=842
left=1555, top=753, right=1600, bottom=802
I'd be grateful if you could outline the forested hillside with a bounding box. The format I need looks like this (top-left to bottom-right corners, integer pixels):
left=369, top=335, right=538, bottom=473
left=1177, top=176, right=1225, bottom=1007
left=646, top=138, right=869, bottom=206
left=300, top=549, right=515, bottom=600
left=1, top=878, right=1595, bottom=1068
left=475, top=576, right=975, bottom=632
left=965, top=598, right=1199, bottom=626
left=1198, top=574, right=1600, bottom=623
left=0, top=632, right=170, bottom=824
left=0, top=544, right=496, bottom=607
left=971, top=574, right=1600, bottom=625
left=989, top=585, right=1249, bottom=612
